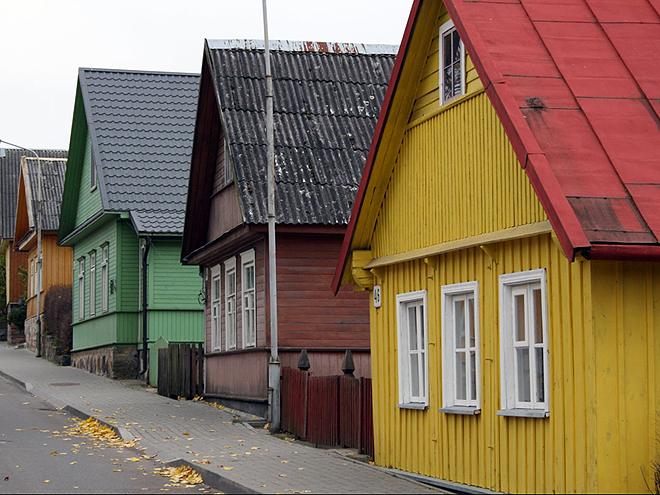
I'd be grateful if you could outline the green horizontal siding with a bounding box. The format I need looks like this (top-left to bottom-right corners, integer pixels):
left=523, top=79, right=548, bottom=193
left=74, top=134, right=102, bottom=226
left=72, top=312, right=139, bottom=351
left=72, top=219, right=117, bottom=324
left=147, top=310, right=204, bottom=344
left=119, top=221, right=139, bottom=311
left=147, top=239, right=204, bottom=310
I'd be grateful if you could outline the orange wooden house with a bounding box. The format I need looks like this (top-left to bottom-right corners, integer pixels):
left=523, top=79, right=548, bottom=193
left=14, top=155, right=72, bottom=351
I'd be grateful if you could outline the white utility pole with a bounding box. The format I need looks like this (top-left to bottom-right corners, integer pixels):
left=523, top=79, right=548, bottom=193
left=263, top=0, right=281, bottom=433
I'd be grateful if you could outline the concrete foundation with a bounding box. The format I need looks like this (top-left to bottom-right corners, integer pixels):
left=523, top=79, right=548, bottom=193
left=71, top=346, right=137, bottom=379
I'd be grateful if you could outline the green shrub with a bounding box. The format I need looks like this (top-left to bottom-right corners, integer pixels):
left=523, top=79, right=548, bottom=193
left=43, top=285, right=72, bottom=355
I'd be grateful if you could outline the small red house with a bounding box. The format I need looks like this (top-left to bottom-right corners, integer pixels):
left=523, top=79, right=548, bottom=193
left=181, top=40, right=396, bottom=416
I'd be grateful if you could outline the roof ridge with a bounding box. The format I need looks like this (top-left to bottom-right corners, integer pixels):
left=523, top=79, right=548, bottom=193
left=207, top=39, right=399, bottom=55
left=80, top=67, right=200, bottom=78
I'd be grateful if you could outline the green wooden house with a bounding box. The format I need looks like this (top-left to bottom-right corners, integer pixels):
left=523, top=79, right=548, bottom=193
left=58, top=68, right=203, bottom=385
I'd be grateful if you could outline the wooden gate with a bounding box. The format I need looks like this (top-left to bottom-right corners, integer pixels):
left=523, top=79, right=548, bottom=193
left=157, top=343, right=204, bottom=399
left=280, top=367, right=374, bottom=457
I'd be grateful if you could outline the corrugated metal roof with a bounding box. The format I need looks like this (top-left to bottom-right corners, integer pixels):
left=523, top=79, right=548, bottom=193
left=0, top=149, right=67, bottom=239
left=22, top=157, right=68, bottom=231
left=445, top=0, right=660, bottom=255
left=207, top=40, right=396, bottom=225
left=79, top=68, right=199, bottom=234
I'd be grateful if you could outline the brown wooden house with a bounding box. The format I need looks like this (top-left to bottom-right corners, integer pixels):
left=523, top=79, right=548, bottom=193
left=0, top=149, right=67, bottom=343
left=14, top=155, right=72, bottom=352
left=181, top=40, right=396, bottom=416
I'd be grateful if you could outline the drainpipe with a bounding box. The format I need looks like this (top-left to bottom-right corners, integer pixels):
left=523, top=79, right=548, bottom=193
left=139, top=236, right=151, bottom=377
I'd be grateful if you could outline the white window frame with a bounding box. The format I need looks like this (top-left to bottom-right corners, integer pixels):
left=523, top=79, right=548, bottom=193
left=30, top=258, right=35, bottom=297
left=396, top=290, right=429, bottom=409
left=210, top=264, right=222, bottom=352
left=78, top=258, right=85, bottom=321
left=439, top=19, right=466, bottom=105
left=101, top=245, right=108, bottom=313
left=224, top=257, right=237, bottom=350
left=499, top=269, right=550, bottom=418
left=89, top=251, right=96, bottom=316
left=241, top=249, right=256, bottom=349
left=441, top=281, right=481, bottom=414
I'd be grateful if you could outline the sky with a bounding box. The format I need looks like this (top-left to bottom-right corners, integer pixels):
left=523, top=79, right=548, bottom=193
left=0, top=0, right=413, bottom=151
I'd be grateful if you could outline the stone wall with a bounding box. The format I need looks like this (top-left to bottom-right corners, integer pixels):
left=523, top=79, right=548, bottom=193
left=24, top=315, right=37, bottom=352
left=71, top=346, right=137, bottom=379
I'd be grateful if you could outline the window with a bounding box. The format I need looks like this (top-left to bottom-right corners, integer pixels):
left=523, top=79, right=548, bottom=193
left=499, top=269, right=549, bottom=417
left=396, top=290, right=429, bottom=408
left=101, top=245, right=108, bottom=313
left=38, top=256, right=42, bottom=294
left=224, top=257, right=237, bottom=350
left=91, top=154, right=97, bottom=190
left=211, top=265, right=221, bottom=351
left=78, top=259, right=85, bottom=320
left=30, top=259, right=35, bottom=297
left=441, top=281, right=480, bottom=413
left=89, top=251, right=96, bottom=316
left=241, top=249, right=256, bottom=348
left=440, top=19, right=465, bottom=105
left=225, top=140, right=233, bottom=184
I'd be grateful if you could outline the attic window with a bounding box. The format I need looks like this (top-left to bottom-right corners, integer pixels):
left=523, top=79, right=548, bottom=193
left=440, top=20, right=465, bottom=105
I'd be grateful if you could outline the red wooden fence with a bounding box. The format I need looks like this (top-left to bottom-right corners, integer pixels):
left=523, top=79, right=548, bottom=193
left=280, top=367, right=374, bottom=457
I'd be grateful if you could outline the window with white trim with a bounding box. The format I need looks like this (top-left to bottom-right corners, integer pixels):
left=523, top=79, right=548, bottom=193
left=224, top=257, right=237, bottom=350
left=78, top=258, right=85, bottom=321
left=441, top=281, right=480, bottom=412
left=30, top=259, right=35, bottom=297
left=101, top=245, right=108, bottom=313
left=211, top=265, right=221, bottom=352
left=440, top=19, right=465, bottom=105
left=396, top=290, right=429, bottom=408
left=241, top=249, right=256, bottom=348
left=89, top=251, right=96, bottom=316
left=499, top=269, right=549, bottom=415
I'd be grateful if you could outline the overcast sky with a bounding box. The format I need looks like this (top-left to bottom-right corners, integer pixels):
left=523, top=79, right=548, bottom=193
left=0, top=0, right=413, bottom=150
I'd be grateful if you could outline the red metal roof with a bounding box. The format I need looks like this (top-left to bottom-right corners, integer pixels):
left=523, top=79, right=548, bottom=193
left=333, top=0, right=660, bottom=293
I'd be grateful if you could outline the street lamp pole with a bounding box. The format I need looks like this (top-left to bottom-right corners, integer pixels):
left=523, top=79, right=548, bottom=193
left=0, top=139, right=43, bottom=358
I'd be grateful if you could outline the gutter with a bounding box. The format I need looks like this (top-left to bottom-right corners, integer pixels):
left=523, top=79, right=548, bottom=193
left=138, top=236, right=151, bottom=378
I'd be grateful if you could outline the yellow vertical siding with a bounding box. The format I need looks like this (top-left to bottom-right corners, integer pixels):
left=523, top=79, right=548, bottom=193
left=26, top=235, right=73, bottom=317
left=372, top=91, right=547, bottom=258
left=370, top=235, right=660, bottom=493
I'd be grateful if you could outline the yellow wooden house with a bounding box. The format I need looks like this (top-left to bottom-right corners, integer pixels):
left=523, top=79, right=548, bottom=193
left=333, top=0, right=660, bottom=493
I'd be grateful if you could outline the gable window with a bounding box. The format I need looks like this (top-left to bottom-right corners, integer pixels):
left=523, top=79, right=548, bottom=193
left=90, top=153, right=97, bottom=190
left=499, top=269, right=550, bottom=417
left=225, top=140, right=233, bottom=185
left=78, top=258, right=85, bottom=321
left=396, top=290, right=429, bottom=409
left=440, top=19, right=465, bottom=105
left=441, top=281, right=481, bottom=414
left=224, top=257, right=237, bottom=350
left=211, top=265, right=221, bottom=352
left=101, top=245, right=108, bottom=313
left=241, top=249, right=256, bottom=348
left=89, top=251, right=96, bottom=316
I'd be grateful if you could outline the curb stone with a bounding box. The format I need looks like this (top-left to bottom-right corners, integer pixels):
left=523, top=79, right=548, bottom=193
left=163, top=459, right=259, bottom=494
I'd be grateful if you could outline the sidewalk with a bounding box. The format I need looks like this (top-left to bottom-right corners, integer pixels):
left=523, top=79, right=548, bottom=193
left=0, top=344, right=448, bottom=494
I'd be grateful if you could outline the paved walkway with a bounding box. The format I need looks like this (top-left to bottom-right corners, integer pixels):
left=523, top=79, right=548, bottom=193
left=0, top=344, right=447, bottom=494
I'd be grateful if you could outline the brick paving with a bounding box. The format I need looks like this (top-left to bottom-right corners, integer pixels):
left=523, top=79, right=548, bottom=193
left=0, top=344, right=447, bottom=494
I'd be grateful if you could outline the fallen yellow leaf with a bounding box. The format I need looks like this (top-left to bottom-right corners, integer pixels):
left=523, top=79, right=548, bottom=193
left=113, top=469, right=122, bottom=472
left=44, top=480, right=50, bottom=483
left=281, top=460, right=289, bottom=463
left=222, top=467, right=234, bottom=471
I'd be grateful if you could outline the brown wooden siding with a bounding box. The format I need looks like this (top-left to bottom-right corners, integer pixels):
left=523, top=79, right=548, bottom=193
left=275, top=234, right=370, bottom=349
left=208, top=183, right=243, bottom=243
left=5, top=242, right=27, bottom=304
left=26, top=234, right=73, bottom=317
left=205, top=349, right=269, bottom=400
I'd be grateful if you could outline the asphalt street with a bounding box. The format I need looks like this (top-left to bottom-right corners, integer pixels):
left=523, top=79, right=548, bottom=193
left=0, top=375, right=216, bottom=494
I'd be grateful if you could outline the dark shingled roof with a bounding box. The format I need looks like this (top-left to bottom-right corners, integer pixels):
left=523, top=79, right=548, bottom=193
left=207, top=40, right=397, bottom=225
left=79, top=68, right=199, bottom=234
left=22, top=157, right=68, bottom=232
left=1, top=149, right=67, bottom=239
